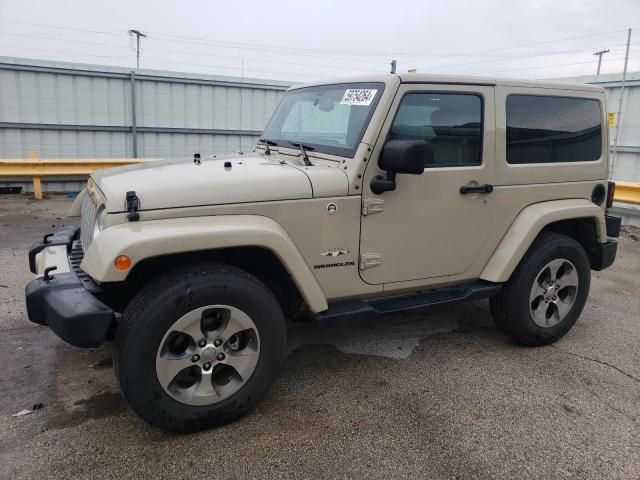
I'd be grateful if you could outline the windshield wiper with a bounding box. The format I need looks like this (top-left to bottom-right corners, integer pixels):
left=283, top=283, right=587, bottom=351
left=257, top=138, right=277, bottom=155
left=289, top=142, right=314, bottom=166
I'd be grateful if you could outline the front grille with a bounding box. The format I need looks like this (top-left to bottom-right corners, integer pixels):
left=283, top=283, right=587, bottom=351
left=69, top=240, right=101, bottom=293
left=80, top=192, right=98, bottom=250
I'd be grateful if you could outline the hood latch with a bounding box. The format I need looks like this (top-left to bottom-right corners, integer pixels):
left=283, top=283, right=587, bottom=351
left=125, top=191, right=140, bottom=222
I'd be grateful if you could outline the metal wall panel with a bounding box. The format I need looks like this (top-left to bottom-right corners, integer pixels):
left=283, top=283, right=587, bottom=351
left=0, top=57, right=290, bottom=161
left=611, top=151, right=640, bottom=181
left=0, top=69, right=130, bottom=126
left=137, top=132, right=260, bottom=158
left=135, top=81, right=281, bottom=131
left=0, top=128, right=130, bottom=158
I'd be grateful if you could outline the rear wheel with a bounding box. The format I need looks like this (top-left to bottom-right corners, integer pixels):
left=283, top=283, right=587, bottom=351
left=490, top=232, right=591, bottom=346
left=114, top=263, right=286, bottom=433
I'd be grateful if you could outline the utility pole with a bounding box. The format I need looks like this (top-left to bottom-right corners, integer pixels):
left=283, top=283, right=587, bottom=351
left=611, top=28, right=632, bottom=177
left=128, top=29, right=147, bottom=69
left=593, top=49, right=610, bottom=75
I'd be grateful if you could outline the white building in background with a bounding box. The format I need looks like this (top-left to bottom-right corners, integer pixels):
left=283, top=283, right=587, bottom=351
left=1, top=56, right=638, bottom=192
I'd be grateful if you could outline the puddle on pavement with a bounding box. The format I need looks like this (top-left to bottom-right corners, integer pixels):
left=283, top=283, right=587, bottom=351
left=44, top=342, right=125, bottom=430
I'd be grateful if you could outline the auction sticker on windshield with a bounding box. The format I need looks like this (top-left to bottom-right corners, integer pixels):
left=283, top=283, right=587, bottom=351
left=340, top=89, right=378, bottom=106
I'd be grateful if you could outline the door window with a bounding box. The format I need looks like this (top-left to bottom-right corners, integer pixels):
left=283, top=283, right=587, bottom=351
left=389, top=93, right=483, bottom=167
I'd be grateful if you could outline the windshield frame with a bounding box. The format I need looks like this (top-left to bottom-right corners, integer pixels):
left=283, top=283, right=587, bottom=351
left=261, top=82, right=386, bottom=159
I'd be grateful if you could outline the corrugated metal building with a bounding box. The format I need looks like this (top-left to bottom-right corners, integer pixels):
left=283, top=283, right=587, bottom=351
left=0, top=57, right=291, bottom=160
left=1, top=57, right=638, bottom=193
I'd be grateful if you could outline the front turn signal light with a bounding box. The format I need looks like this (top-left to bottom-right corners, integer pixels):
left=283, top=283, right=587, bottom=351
left=114, top=255, right=132, bottom=271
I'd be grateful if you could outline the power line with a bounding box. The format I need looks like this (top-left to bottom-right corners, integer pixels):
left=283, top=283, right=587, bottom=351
left=0, top=32, right=382, bottom=72
left=472, top=55, right=639, bottom=76
left=146, top=28, right=630, bottom=59
left=0, top=18, right=631, bottom=60
left=16, top=30, right=631, bottom=75
left=3, top=43, right=637, bottom=82
left=413, top=44, right=629, bottom=72
left=0, top=45, right=369, bottom=79
left=1, top=20, right=637, bottom=80
left=0, top=19, right=122, bottom=36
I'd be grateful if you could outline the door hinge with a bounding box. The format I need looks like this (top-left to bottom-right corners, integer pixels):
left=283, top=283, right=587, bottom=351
left=359, top=252, right=383, bottom=269
left=362, top=198, right=384, bottom=216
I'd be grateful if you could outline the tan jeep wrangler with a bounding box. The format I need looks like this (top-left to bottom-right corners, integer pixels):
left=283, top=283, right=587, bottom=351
left=26, top=74, right=621, bottom=432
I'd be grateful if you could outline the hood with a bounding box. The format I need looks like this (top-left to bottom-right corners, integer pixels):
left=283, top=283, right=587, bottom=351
left=91, top=153, right=349, bottom=212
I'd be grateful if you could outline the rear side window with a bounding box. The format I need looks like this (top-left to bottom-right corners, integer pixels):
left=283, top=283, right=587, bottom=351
left=506, top=95, right=602, bottom=164
left=389, top=93, right=483, bottom=167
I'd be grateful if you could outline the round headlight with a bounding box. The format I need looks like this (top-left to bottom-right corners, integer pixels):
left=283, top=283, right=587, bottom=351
left=93, top=206, right=106, bottom=239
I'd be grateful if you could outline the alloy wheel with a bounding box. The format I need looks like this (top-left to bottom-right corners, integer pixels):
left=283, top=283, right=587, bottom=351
left=155, top=305, right=260, bottom=406
left=529, top=258, right=579, bottom=328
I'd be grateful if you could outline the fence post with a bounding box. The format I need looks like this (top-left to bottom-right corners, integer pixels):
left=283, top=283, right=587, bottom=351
left=130, top=71, right=138, bottom=158
left=33, top=176, right=43, bottom=200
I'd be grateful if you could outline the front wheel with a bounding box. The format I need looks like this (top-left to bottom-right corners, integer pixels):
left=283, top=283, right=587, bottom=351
left=490, top=232, right=591, bottom=346
left=114, top=263, right=286, bottom=433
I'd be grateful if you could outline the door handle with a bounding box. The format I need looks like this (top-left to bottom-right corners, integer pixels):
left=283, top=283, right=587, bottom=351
left=460, top=184, right=494, bottom=194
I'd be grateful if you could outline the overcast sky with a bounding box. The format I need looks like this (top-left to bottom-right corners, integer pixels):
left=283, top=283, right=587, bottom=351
left=0, top=0, right=638, bottom=83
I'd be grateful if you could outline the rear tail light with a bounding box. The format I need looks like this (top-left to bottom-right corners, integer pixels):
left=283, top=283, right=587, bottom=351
left=606, top=181, right=616, bottom=208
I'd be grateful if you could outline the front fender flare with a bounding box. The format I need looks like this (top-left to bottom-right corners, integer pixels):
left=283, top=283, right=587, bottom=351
left=480, top=199, right=607, bottom=283
left=81, top=215, right=328, bottom=312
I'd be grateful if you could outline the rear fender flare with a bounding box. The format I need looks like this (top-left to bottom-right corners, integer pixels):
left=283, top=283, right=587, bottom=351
left=480, top=199, right=606, bottom=283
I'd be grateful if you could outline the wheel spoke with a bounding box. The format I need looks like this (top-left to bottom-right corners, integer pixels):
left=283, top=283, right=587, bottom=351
left=529, top=282, right=546, bottom=304
left=223, top=352, right=259, bottom=381
left=189, top=372, right=218, bottom=404
left=168, top=308, right=205, bottom=341
left=156, top=356, right=193, bottom=389
left=554, top=296, right=573, bottom=320
left=557, top=266, right=579, bottom=289
left=546, top=303, right=560, bottom=327
left=531, top=300, right=549, bottom=327
left=220, top=309, right=254, bottom=341
left=548, top=261, right=562, bottom=283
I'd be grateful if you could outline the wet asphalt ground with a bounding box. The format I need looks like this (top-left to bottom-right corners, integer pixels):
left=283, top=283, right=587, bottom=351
left=1, top=194, right=639, bottom=479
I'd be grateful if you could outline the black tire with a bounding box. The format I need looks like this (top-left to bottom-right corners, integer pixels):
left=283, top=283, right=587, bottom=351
left=490, top=232, right=591, bottom=346
left=114, top=263, right=286, bottom=433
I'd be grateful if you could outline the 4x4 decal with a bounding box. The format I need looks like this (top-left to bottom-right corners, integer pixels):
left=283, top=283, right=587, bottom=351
left=321, top=248, right=350, bottom=257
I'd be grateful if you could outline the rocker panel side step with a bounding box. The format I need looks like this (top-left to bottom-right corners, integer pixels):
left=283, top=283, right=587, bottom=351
left=314, top=281, right=502, bottom=324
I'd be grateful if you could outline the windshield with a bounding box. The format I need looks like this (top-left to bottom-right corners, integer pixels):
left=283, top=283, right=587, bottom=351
left=262, top=82, right=384, bottom=158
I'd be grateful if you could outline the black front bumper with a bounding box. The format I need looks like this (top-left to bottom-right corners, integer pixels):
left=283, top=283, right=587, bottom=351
left=25, top=229, right=115, bottom=348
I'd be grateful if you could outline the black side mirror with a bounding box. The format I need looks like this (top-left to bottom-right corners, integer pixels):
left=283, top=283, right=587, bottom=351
left=370, top=139, right=427, bottom=194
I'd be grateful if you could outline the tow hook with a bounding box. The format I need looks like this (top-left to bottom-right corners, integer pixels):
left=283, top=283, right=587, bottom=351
left=43, top=266, right=57, bottom=282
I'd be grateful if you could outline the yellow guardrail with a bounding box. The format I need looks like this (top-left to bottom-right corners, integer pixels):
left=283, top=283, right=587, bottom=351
left=2, top=158, right=640, bottom=205
left=614, top=181, right=640, bottom=206
left=0, top=159, right=154, bottom=199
